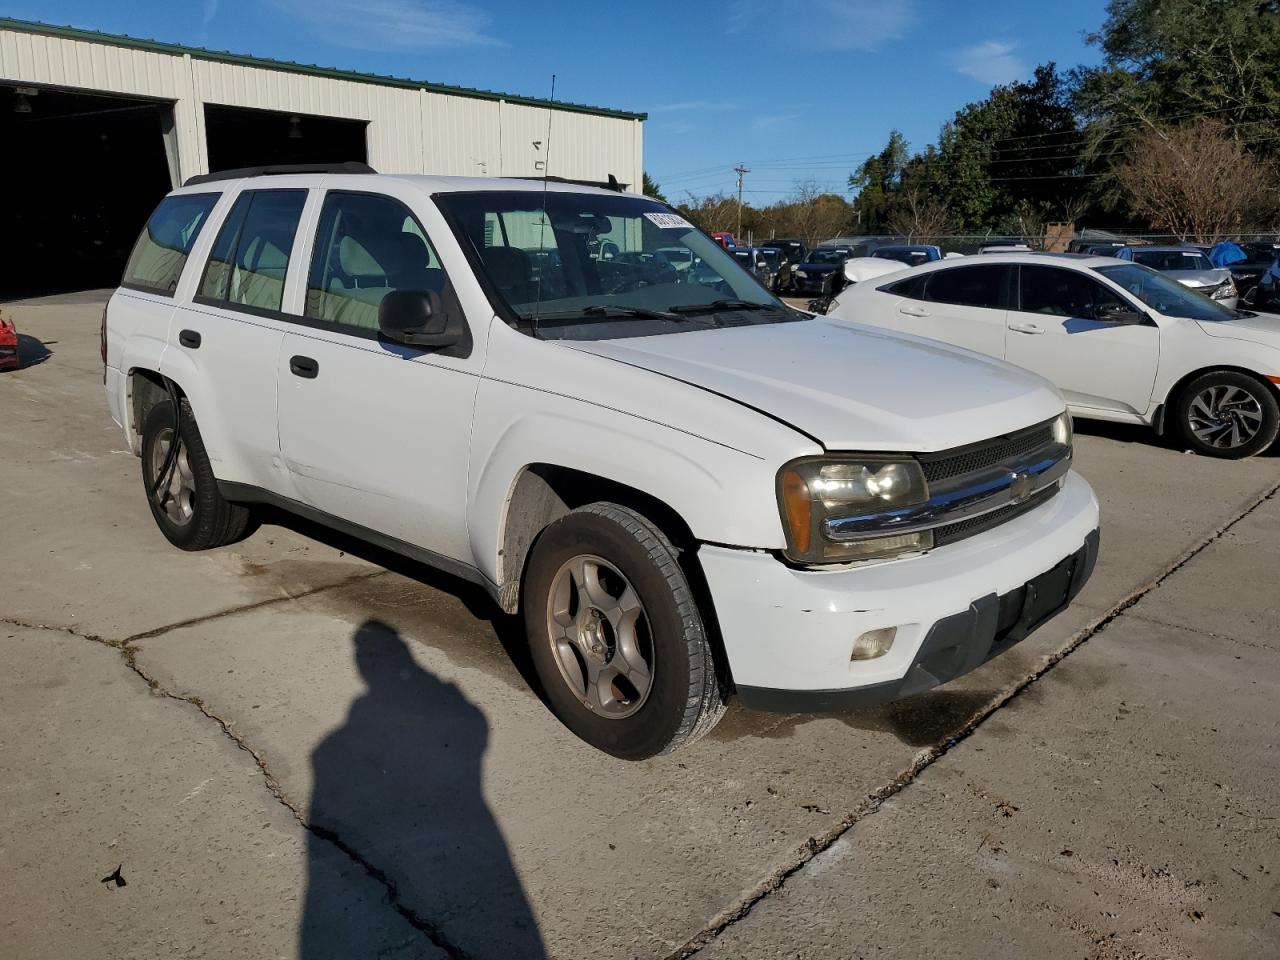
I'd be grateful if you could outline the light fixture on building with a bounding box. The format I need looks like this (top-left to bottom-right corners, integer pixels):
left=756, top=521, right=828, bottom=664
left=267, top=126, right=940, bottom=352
left=12, top=87, right=36, bottom=114
left=289, top=115, right=303, bottom=139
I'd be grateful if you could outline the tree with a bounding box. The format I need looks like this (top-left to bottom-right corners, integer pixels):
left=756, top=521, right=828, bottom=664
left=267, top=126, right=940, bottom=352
left=777, top=180, right=854, bottom=246
left=1116, top=117, right=1278, bottom=240
left=676, top=192, right=740, bottom=233
left=642, top=172, right=668, bottom=204
left=848, top=131, right=909, bottom=233
left=885, top=186, right=953, bottom=242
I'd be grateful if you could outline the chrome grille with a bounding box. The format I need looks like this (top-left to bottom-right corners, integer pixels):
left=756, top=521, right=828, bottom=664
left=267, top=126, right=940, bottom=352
left=933, top=485, right=1058, bottom=547
left=920, top=421, right=1055, bottom=483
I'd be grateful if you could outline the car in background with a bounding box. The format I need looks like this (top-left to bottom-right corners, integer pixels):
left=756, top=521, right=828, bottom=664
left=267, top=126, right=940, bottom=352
left=710, top=231, right=736, bottom=249
left=731, top=246, right=779, bottom=289
left=807, top=257, right=907, bottom=314
left=0, top=310, right=17, bottom=370
left=1211, top=241, right=1280, bottom=304
left=790, top=247, right=856, bottom=296
left=871, top=244, right=943, bottom=267
left=1067, top=240, right=1127, bottom=257
left=654, top=246, right=695, bottom=275
left=978, top=241, right=1031, bottom=254
left=759, top=238, right=809, bottom=292
left=1249, top=256, right=1280, bottom=310
left=827, top=252, right=1280, bottom=458
left=1115, top=245, right=1237, bottom=310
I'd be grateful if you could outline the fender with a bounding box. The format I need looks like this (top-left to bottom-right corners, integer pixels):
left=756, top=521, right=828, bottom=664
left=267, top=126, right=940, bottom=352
left=155, top=342, right=256, bottom=484
left=467, top=381, right=792, bottom=589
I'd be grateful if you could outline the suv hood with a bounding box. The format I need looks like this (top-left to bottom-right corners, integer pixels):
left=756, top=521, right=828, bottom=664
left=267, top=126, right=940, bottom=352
left=565, top=318, right=1064, bottom=452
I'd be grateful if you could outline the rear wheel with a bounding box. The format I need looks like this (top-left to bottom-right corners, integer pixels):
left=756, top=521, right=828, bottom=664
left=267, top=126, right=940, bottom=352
left=1174, top=371, right=1280, bottom=459
left=141, top=398, right=254, bottom=549
left=522, top=503, right=727, bottom=759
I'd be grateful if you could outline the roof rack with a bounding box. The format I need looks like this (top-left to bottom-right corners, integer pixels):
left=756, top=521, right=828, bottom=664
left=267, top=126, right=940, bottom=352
left=514, top=174, right=628, bottom=192
left=184, top=161, right=376, bottom=186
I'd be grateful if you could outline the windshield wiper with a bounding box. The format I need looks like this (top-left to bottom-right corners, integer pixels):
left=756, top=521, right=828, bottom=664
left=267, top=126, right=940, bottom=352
left=668, top=299, right=771, bottom=314
left=531, top=304, right=685, bottom=324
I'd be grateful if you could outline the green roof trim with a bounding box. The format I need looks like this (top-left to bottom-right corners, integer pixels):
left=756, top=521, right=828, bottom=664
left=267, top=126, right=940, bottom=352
left=0, top=17, right=647, bottom=121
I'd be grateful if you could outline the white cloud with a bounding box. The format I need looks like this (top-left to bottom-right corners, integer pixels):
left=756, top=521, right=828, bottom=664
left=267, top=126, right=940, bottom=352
left=269, top=0, right=503, bottom=50
left=950, top=40, right=1028, bottom=86
left=202, top=0, right=218, bottom=25
left=730, top=0, right=917, bottom=51
left=653, top=100, right=739, bottom=113
left=752, top=112, right=801, bottom=132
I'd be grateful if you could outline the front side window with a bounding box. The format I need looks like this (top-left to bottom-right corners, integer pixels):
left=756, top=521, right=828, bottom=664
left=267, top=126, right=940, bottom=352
left=198, top=190, right=306, bottom=313
left=1019, top=265, right=1127, bottom=318
left=434, top=190, right=792, bottom=339
left=305, top=192, right=448, bottom=331
left=122, top=193, right=219, bottom=295
left=921, top=264, right=1010, bottom=309
left=1095, top=263, right=1241, bottom=322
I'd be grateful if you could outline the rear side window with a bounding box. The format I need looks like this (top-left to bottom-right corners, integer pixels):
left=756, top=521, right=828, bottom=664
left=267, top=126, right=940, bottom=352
left=122, top=193, right=219, bottom=295
left=198, top=190, right=306, bottom=313
left=922, top=265, right=1010, bottom=309
left=879, top=274, right=926, bottom=299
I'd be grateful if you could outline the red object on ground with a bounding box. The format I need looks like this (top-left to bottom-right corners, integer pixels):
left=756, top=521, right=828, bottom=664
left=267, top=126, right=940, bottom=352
left=0, top=312, right=19, bottom=370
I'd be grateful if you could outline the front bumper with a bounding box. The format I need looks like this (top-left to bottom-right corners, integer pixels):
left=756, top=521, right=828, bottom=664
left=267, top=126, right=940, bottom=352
left=790, top=274, right=830, bottom=294
left=699, top=470, right=1100, bottom=708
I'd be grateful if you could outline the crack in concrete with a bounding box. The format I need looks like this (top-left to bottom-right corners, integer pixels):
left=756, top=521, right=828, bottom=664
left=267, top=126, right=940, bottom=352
left=3, top=612, right=472, bottom=960
left=667, top=480, right=1280, bottom=960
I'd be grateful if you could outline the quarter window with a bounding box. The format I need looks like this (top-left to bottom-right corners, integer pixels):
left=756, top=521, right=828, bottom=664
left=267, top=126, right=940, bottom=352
left=305, top=192, right=448, bottom=331
left=922, top=265, right=1010, bottom=309
left=879, top=274, right=927, bottom=299
left=198, top=190, right=306, bottom=313
left=122, top=193, right=219, bottom=295
left=1019, top=265, right=1126, bottom=318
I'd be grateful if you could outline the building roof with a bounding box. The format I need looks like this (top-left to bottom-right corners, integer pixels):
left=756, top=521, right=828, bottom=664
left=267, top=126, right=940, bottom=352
left=0, top=16, right=647, bottom=121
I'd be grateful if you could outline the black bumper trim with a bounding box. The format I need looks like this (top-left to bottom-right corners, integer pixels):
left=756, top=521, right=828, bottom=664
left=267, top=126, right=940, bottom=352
left=736, top=528, right=1100, bottom=713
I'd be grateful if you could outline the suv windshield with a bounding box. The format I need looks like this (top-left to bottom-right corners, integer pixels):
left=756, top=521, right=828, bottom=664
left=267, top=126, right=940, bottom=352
left=1095, top=263, right=1241, bottom=322
left=806, top=249, right=849, bottom=264
left=434, top=190, right=789, bottom=337
left=1131, top=250, right=1212, bottom=272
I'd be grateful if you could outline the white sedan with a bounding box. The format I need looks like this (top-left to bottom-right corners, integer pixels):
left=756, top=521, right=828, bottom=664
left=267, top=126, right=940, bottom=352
left=828, top=252, right=1280, bottom=458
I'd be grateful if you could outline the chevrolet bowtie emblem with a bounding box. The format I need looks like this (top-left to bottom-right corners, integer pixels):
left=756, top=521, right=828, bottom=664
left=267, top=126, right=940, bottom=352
left=1009, top=471, right=1034, bottom=503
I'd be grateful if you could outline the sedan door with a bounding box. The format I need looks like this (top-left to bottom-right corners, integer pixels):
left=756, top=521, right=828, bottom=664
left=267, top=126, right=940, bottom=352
left=889, top=263, right=1012, bottom=359
left=1005, top=264, right=1160, bottom=416
left=275, top=187, right=483, bottom=564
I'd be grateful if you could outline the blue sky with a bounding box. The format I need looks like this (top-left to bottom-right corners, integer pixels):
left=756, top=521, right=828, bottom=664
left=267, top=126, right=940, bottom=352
left=14, top=0, right=1108, bottom=202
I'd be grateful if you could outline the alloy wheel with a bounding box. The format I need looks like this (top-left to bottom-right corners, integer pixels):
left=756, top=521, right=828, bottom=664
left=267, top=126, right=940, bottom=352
left=149, top=427, right=196, bottom=525
left=1187, top=384, right=1265, bottom=450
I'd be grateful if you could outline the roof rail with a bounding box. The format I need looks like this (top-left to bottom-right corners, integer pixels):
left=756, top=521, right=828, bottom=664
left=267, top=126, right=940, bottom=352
left=184, top=161, right=376, bottom=186
left=514, top=174, right=628, bottom=192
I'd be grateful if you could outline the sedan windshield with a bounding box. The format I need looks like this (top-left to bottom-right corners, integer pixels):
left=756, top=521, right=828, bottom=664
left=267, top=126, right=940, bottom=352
left=1095, top=263, right=1240, bottom=321
left=434, top=190, right=787, bottom=337
left=1131, top=250, right=1212, bottom=272
left=806, top=249, right=849, bottom=265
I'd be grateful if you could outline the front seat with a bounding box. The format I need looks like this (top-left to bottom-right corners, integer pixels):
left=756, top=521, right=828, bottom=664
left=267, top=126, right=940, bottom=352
left=480, top=246, right=536, bottom=306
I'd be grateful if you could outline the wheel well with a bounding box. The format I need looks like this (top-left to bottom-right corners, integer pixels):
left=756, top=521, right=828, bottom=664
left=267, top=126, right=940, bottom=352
left=496, top=464, right=698, bottom=615
left=128, top=368, right=184, bottom=452
left=1162, top=365, right=1280, bottom=429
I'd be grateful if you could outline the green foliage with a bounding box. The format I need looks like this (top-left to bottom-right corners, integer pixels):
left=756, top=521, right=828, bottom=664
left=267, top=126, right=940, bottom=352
left=642, top=172, right=668, bottom=204
left=847, top=130, right=909, bottom=232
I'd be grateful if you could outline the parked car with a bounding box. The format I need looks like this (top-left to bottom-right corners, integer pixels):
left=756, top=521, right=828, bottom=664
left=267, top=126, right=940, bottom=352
left=0, top=310, right=17, bottom=370
left=754, top=246, right=785, bottom=292
left=1249, top=256, right=1280, bottom=310
left=1115, top=245, right=1237, bottom=310
left=978, top=241, right=1031, bottom=254
left=807, top=257, right=907, bottom=314
left=871, top=244, right=943, bottom=267
left=759, top=238, right=808, bottom=291
left=105, top=168, right=1098, bottom=758
left=731, top=246, right=778, bottom=289
left=790, top=246, right=856, bottom=295
left=1211, top=241, right=1280, bottom=304
left=710, top=231, right=736, bottom=249
left=828, top=252, right=1280, bottom=457
left=1068, top=240, right=1127, bottom=256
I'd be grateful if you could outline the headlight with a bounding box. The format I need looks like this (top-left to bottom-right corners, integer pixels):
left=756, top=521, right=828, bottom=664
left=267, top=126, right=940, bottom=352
left=1052, top=410, right=1072, bottom=447
left=1211, top=279, right=1237, bottom=299
left=777, top=457, right=930, bottom=563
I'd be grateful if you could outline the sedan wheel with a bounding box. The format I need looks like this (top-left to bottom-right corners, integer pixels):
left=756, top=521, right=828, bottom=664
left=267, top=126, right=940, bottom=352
left=1175, top=371, right=1280, bottom=459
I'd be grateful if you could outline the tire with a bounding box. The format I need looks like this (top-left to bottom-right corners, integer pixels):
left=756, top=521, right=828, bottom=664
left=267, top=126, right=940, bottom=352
left=1174, top=370, right=1280, bottom=459
left=522, top=503, right=727, bottom=759
left=140, top=398, right=254, bottom=550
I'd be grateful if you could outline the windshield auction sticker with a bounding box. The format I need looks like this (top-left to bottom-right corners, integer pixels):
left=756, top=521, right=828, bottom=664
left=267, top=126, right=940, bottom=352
left=644, top=212, right=694, bottom=230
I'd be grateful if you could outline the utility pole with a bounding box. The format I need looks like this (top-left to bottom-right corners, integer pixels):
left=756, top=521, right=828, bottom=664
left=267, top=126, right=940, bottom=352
left=734, top=162, right=749, bottom=242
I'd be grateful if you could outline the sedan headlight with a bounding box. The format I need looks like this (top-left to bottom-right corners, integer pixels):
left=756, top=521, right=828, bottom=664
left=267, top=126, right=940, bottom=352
left=778, top=456, right=930, bottom=563
left=1211, top=278, right=1237, bottom=300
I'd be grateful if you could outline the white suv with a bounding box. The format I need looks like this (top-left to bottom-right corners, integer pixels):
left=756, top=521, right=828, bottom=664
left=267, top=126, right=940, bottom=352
left=104, top=166, right=1099, bottom=758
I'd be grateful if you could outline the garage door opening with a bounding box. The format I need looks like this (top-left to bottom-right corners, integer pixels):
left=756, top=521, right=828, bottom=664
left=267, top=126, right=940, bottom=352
left=204, top=105, right=368, bottom=173
left=0, top=84, right=176, bottom=298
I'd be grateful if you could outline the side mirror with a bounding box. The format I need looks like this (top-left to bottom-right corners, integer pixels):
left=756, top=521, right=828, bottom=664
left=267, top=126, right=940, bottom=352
left=378, top=290, right=458, bottom=348
left=1094, top=302, right=1147, bottom=325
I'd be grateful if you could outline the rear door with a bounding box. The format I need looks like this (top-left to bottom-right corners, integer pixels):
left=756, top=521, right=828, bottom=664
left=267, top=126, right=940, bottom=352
left=166, top=187, right=308, bottom=491
left=275, top=186, right=482, bottom=562
left=891, top=263, right=1012, bottom=358
left=1005, top=264, right=1160, bottom=415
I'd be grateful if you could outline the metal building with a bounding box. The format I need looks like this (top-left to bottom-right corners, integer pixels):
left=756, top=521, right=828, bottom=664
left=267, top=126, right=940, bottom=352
left=0, top=17, right=646, bottom=294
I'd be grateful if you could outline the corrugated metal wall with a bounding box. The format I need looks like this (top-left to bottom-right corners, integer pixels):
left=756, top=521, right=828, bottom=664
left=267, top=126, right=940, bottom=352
left=0, top=27, right=642, bottom=187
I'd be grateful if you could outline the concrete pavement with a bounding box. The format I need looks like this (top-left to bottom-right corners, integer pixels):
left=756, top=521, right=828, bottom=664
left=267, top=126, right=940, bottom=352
left=2, top=292, right=1277, bottom=959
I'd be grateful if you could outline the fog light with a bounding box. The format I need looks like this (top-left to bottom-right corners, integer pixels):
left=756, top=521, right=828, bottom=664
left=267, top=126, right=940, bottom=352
left=851, top=627, right=896, bottom=661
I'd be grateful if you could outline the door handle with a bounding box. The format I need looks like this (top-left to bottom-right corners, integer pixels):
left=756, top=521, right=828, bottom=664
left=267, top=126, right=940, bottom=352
left=1009, top=322, right=1044, bottom=335
left=289, top=355, right=319, bottom=379
left=898, top=305, right=931, bottom=317
left=178, top=329, right=201, bottom=349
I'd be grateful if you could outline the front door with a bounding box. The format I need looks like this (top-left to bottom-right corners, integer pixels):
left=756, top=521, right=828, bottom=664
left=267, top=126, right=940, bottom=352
left=1006, top=264, right=1160, bottom=416
left=275, top=188, right=482, bottom=562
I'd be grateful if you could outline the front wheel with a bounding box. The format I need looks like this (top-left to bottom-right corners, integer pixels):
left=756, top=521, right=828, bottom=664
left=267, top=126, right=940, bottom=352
left=522, top=503, right=727, bottom=759
left=1174, top=371, right=1280, bottom=459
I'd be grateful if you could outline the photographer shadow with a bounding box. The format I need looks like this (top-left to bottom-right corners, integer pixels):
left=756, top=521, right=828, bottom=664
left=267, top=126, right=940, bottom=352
left=300, top=619, right=545, bottom=959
